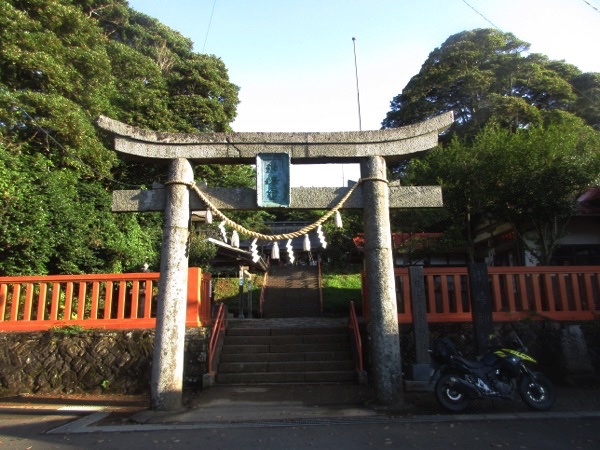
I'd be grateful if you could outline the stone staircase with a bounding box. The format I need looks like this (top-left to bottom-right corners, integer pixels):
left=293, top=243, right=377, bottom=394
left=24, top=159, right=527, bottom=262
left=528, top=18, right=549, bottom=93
left=262, top=265, right=321, bottom=318
left=216, top=319, right=356, bottom=384
left=214, top=267, right=358, bottom=385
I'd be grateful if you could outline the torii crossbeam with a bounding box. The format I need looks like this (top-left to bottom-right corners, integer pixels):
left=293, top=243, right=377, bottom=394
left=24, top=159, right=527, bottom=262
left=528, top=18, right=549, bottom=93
left=97, top=111, right=453, bottom=411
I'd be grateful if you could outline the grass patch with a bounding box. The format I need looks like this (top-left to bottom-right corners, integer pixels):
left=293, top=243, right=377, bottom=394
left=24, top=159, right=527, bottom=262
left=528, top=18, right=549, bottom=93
left=213, top=275, right=265, bottom=317
left=50, top=325, right=87, bottom=334
left=322, top=272, right=362, bottom=316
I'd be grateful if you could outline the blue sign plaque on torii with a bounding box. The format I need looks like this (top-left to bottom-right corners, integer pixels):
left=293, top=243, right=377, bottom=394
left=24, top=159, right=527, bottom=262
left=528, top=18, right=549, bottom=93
left=256, top=153, right=290, bottom=207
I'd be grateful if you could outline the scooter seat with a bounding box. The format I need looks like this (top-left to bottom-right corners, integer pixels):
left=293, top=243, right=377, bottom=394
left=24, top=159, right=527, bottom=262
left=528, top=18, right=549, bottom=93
left=453, top=354, right=485, bottom=369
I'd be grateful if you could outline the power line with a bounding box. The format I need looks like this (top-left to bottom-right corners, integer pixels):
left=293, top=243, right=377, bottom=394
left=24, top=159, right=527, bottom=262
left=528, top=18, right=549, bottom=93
left=352, top=37, right=362, bottom=131
left=202, top=0, right=218, bottom=52
left=581, top=0, right=600, bottom=15
left=462, top=0, right=501, bottom=30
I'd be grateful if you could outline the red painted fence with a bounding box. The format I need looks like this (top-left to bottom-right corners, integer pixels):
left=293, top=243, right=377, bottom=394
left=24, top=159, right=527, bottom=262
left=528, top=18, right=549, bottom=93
left=0, top=268, right=211, bottom=331
left=363, top=266, right=600, bottom=323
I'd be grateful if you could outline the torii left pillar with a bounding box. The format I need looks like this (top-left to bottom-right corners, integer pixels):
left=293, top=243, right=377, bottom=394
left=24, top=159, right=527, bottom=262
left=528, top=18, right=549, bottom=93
left=151, top=158, right=193, bottom=410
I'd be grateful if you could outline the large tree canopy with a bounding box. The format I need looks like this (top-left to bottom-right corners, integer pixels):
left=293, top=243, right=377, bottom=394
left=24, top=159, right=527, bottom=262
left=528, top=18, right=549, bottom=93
left=382, top=29, right=599, bottom=137
left=0, top=0, right=242, bottom=275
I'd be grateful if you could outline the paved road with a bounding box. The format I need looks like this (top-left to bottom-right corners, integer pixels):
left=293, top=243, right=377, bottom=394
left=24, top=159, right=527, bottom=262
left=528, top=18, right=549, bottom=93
left=1, top=409, right=599, bottom=449
left=1, top=384, right=599, bottom=449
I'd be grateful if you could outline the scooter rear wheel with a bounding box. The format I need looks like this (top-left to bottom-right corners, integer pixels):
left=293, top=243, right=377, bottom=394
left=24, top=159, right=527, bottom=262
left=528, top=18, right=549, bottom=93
left=435, top=373, right=470, bottom=412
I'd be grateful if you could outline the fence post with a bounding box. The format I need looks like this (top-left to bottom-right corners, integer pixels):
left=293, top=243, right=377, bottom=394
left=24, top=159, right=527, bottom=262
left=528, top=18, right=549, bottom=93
left=409, top=266, right=431, bottom=381
left=201, top=272, right=212, bottom=324
left=186, top=267, right=201, bottom=327
left=468, top=263, right=494, bottom=356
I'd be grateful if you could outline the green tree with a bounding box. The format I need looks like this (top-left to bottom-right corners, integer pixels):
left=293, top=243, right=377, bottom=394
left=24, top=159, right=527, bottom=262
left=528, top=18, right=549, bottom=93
left=572, top=72, right=600, bottom=130
left=405, top=121, right=600, bottom=265
left=0, top=0, right=241, bottom=275
left=389, top=208, right=465, bottom=265
left=480, top=120, right=600, bottom=265
left=405, top=138, right=487, bottom=262
left=0, top=142, right=52, bottom=275
left=168, top=54, right=240, bottom=133
left=382, top=29, right=595, bottom=139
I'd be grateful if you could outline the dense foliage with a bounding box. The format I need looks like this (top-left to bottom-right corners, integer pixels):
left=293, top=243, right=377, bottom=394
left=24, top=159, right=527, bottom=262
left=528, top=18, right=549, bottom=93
left=385, top=29, right=600, bottom=265
left=405, top=121, right=600, bottom=264
left=0, top=0, right=241, bottom=275
left=383, top=29, right=600, bottom=137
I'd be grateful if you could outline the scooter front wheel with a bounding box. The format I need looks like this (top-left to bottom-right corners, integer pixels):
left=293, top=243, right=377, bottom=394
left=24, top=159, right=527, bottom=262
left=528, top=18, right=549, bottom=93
left=519, top=372, right=556, bottom=411
left=435, top=373, right=470, bottom=413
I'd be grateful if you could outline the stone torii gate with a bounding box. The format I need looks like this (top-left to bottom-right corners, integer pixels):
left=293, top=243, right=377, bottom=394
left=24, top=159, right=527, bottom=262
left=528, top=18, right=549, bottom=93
left=97, top=111, right=453, bottom=411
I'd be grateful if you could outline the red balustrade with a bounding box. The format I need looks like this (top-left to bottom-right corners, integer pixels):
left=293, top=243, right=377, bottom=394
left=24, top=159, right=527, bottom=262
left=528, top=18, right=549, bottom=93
left=362, top=266, right=600, bottom=323
left=0, top=268, right=211, bottom=331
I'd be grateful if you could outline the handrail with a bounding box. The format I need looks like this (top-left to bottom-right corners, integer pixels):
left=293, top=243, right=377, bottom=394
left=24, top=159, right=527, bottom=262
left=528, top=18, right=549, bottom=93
left=259, top=257, right=270, bottom=317
left=349, top=301, right=367, bottom=383
left=318, top=260, right=323, bottom=313
left=207, top=302, right=226, bottom=375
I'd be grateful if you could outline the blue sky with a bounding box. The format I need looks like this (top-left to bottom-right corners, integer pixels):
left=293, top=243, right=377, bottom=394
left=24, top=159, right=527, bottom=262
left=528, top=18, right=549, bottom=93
left=127, top=0, right=600, bottom=186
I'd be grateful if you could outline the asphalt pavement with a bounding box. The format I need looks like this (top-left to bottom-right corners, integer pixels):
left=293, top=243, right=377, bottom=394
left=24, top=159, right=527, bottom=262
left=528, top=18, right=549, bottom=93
left=1, top=384, right=600, bottom=450
left=2, top=382, right=600, bottom=432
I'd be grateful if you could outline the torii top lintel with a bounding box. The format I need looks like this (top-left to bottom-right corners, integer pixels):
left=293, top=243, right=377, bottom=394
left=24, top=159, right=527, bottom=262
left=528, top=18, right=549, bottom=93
left=96, top=112, right=453, bottom=165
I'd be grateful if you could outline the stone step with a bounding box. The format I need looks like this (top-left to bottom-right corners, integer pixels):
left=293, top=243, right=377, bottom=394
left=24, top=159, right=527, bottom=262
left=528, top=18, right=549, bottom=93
left=221, top=342, right=351, bottom=354
left=217, top=319, right=357, bottom=386
left=226, top=326, right=348, bottom=336
left=218, top=359, right=355, bottom=374
left=263, top=266, right=321, bottom=318
left=216, top=370, right=356, bottom=384
left=224, top=334, right=350, bottom=346
left=220, top=350, right=353, bottom=363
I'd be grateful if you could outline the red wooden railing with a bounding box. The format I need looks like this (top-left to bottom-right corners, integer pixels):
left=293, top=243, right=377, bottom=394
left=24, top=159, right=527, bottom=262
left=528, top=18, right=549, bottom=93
left=348, top=301, right=364, bottom=374
left=318, top=260, right=323, bottom=313
left=0, top=268, right=212, bottom=331
left=207, top=302, right=226, bottom=376
left=259, top=258, right=270, bottom=317
left=362, top=266, right=600, bottom=323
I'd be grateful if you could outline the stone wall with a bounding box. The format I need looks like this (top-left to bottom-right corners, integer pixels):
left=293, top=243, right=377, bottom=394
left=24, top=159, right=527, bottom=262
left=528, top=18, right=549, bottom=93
left=0, top=328, right=209, bottom=396
left=2, top=320, right=597, bottom=396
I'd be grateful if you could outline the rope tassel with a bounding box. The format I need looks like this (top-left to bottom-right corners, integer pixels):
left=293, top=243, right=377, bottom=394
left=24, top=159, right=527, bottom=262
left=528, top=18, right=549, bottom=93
left=271, top=242, right=280, bottom=259
left=231, top=230, right=240, bottom=248
left=303, top=234, right=311, bottom=252
left=335, top=210, right=343, bottom=228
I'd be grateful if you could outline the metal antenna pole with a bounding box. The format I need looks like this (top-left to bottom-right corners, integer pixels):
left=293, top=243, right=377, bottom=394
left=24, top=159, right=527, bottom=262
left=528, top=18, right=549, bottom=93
left=352, top=37, right=362, bottom=131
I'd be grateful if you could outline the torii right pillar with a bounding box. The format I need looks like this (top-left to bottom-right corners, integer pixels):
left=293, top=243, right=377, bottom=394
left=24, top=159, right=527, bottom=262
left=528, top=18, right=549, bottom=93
left=361, top=156, right=402, bottom=405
